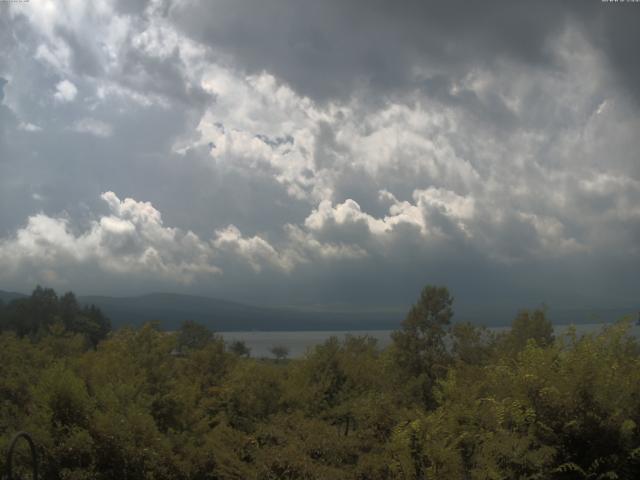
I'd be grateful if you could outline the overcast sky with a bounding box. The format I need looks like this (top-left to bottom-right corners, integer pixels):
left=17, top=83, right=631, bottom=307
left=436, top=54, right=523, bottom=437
left=0, top=0, right=638, bottom=311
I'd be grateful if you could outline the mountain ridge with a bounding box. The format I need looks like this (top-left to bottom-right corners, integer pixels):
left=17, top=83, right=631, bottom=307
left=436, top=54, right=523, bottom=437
left=1, top=289, right=635, bottom=331
left=77, top=291, right=403, bottom=331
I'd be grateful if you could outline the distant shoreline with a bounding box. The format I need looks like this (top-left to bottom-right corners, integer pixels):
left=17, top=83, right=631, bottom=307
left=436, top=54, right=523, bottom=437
left=217, top=322, right=640, bottom=358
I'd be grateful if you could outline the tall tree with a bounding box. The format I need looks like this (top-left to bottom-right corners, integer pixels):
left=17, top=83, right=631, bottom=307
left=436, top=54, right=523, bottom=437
left=59, top=291, right=80, bottom=329
left=391, top=285, right=454, bottom=407
left=502, top=307, right=554, bottom=354
left=177, top=320, right=213, bottom=351
left=78, top=304, right=112, bottom=347
left=451, top=322, right=495, bottom=365
left=270, top=345, right=290, bottom=362
left=229, top=340, right=251, bottom=357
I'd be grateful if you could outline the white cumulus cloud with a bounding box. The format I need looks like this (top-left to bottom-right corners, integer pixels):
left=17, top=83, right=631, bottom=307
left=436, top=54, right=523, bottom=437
left=53, top=79, right=78, bottom=102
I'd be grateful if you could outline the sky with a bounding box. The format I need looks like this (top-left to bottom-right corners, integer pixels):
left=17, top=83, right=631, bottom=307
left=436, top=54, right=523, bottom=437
left=0, top=0, right=638, bottom=312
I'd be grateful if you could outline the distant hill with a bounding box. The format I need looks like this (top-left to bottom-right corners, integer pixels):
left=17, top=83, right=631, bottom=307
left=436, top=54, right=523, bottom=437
left=0, top=289, right=402, bottom=331
left=1, top=288, right=635, bottom=331
left=451, top=304, right=637, bottom=328
left=0, top=290, right=27, bottom=304
left=77, top=293, right=404, bottom=331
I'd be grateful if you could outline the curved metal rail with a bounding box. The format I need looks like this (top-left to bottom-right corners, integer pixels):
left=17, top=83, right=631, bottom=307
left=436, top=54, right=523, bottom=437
left=5, top=432, right=37, bottom=480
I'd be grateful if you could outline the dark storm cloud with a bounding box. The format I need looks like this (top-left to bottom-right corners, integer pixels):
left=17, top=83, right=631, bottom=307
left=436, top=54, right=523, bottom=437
left=0, top=0, right=638, bottom=314
left=421, top=74, right=519, bottom=129
left=112, top=0, right=150, bottom=16
left=170, top=1, right=640, bottom=108
left=56, top=26, right=105, bottom=77
left=586, top=4, right=640, bottom=105
left=169, top=1, right=554, bottom=99
left=117, top=46, right=214, bottom=108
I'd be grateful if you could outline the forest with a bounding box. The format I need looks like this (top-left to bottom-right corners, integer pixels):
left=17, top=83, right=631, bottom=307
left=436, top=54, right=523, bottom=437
left=1, top=285, right=639, bottom=479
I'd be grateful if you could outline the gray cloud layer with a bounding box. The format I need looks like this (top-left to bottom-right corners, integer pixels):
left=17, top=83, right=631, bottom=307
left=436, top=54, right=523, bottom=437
left=0, top=1, right=638, bottom=312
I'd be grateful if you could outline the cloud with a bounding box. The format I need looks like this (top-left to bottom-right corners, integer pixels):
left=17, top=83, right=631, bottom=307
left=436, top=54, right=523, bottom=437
left=54, top=79, right=78, bottom=102
left=213, top=225, right=293, bottom=273
left=0, top=192, right=220, bottom=288
left=303, top=186, right=586, bottom=266
left=0, top=0, right=638, bottom=310
left=1, top=174, right=626, bottom=305
left=71, top=117, right=112, bottom=137
left=0, top=77, right=7, bottom=102
left=0, top=191, right=365, bottom=294
left=18, top=121, right=42, bottom=132
left=169, top=1, right=569, bottom=102
left=167, top=1, right=640, bottom=107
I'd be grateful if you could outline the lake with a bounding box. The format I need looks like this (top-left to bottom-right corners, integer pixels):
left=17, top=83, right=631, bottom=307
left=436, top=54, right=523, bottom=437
left=219, top=322, right=640, bottom=358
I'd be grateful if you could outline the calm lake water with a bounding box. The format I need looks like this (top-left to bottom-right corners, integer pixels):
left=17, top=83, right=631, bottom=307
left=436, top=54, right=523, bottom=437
left=220, top=322, right=640, bottom=358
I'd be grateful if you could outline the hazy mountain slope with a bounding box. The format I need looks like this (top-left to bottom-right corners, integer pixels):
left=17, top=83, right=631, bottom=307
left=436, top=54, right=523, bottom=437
left=0, top=290, right=27, bottom=304
left=2, top=289, right=634, bottom=331
left=78, top=293, right=403, bottom=331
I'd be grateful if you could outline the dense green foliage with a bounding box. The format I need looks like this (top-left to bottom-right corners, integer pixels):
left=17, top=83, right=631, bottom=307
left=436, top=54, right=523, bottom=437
left=1, top=285, right=639, bottom=479
left=0, top=286, right=111, bottom=347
